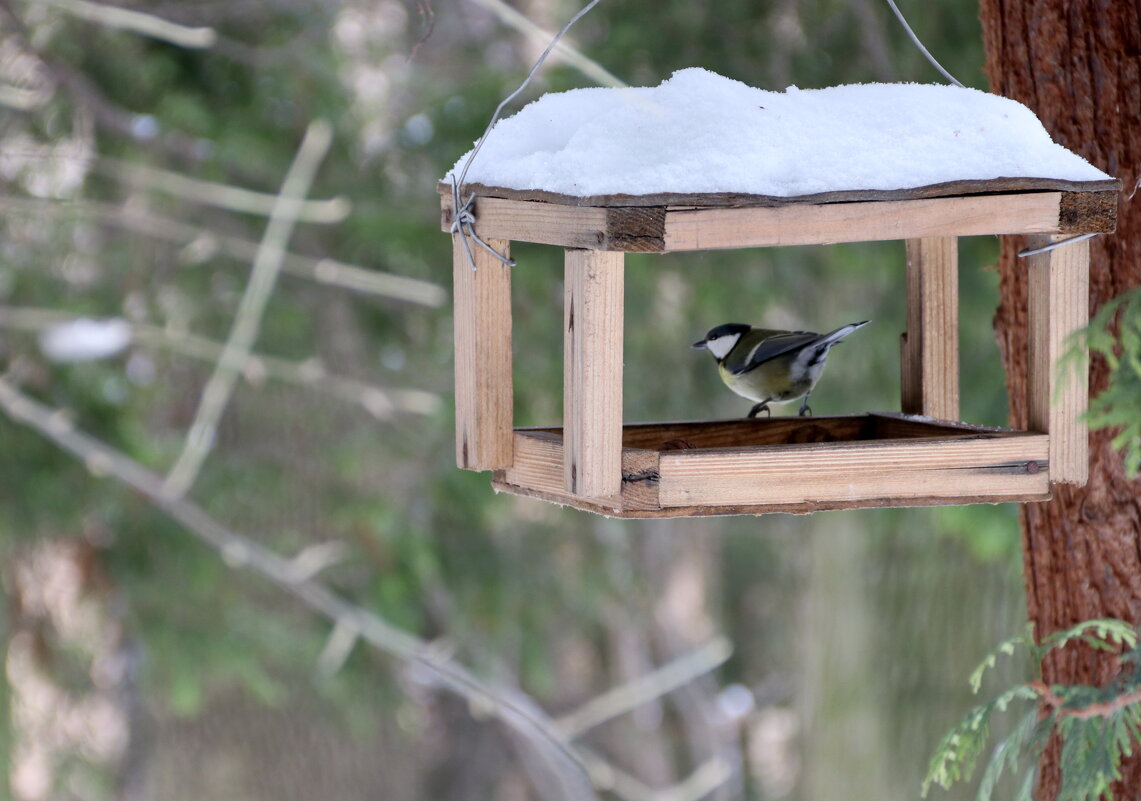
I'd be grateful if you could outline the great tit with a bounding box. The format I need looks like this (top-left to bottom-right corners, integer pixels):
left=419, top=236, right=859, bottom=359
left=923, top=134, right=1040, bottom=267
left=692, top=320, right=870, bottom=418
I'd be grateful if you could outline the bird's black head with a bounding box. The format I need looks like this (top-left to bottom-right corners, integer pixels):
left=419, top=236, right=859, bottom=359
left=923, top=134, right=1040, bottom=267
left=692, top=323, right=751, bottom=361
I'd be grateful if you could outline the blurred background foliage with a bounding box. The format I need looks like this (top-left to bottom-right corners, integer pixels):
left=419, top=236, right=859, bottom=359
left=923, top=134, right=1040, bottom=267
left=0, top=0, right=1037, bottom=799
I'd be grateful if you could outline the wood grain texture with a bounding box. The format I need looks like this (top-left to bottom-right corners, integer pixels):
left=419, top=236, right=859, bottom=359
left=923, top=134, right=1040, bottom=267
left=656, top=435, right=1049, bottom=508
left=901, top=238, right=960, bottom=419
left=1026, top=233, right=1089, bottom=484
left=440, top=187, right=1117, bottom=253
left=493, top=418, right=1049, bottom=517
left=661, top=193, right=1066, bottom=251
left=498, top=430, right=659, bottom=514
left=490, top=477, right=1051, bottom=518
left=440, top=178, right=1120, bottom=209
left=452, top=235, right=513, bottom=470
left=564, top=249, right=625, bottom=498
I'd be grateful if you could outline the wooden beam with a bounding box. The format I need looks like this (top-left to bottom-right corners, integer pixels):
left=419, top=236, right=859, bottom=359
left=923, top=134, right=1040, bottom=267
left=499, top=430, right=660, bottom=514
left=492, top=423, right=1050, bottom=517
left=661, top=193, right=1066, bottom=251
left=453, top=235, right=513, bottom=470
left=901, top=237, right=960, bottom=419
left=656, top=434, right=1050, bottom=508
left=1027, top=233, right=1090, bottom=484
left=441, top=189, right=1116, bottom=253
left=564, top=249, right=625, bottom=498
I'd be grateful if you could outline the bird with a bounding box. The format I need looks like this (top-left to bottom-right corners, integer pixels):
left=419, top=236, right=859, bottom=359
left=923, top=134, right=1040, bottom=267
left=692, top=320, right=870, bottom=418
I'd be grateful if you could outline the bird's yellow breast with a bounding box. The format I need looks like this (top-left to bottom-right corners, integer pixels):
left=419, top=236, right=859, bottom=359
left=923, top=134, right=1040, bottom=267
left=717, top=355, right=812, bottom=404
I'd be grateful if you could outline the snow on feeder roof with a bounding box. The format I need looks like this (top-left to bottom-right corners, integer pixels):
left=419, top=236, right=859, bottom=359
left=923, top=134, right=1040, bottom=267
left=446, top=68, right=1112, bottom=201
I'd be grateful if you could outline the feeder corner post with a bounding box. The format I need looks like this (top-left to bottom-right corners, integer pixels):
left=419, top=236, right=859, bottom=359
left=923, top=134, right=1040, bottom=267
left=452, top=233, right=514, bottom=471
left=900, top=236, right=961, bottom=420
left=563, top=247, right=625, bottom=500
left=1026, top=233, right=1090, bottom=485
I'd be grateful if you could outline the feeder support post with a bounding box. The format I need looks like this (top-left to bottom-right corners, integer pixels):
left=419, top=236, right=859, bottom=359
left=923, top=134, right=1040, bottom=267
left=901, top=237, right=960, bottom=420
left=452, top=235, right=514, bottom=470
left=564, top=249, right=624, bottom=499
left=1026, top=233, right=1089, bottom=484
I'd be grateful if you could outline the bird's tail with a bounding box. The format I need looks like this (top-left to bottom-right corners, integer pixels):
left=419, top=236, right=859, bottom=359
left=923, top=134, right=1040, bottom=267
left=818, top=320, right=871, bottom=347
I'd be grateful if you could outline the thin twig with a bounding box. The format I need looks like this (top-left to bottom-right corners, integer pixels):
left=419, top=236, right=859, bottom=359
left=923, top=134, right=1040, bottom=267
left=471, top=0, right=626, bottom=88
left=99, top=158, right=350, bottom=223
left=0, top=378, right=740, bottom=801
left=0, top=196, right=445, bottom=306
left=37, top=0, right=217, bottom=48
left=0, top=82, right=51, bottom=110
left=0, top=375, right=598, bottom=800
left=163, top=119, right=332, bottom=499
left=408, top=0, right=436, bottom=61
left=0, top=306, right=441, bottom=418
left=556, top=637, right=733, bottom=738
left=0, top=0, right=206, bottom=161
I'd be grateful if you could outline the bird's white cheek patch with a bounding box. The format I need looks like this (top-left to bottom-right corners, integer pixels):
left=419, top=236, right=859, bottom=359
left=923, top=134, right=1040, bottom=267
left=704, top=335, right=739, bottom=361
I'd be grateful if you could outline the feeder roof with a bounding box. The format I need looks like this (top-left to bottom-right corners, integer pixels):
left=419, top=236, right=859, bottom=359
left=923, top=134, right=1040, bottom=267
left=445, top=68, right=1112, bottom=201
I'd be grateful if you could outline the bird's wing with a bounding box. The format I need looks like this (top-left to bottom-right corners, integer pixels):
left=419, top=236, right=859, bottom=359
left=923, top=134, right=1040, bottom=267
left=726, top=329, right=819, bottom=375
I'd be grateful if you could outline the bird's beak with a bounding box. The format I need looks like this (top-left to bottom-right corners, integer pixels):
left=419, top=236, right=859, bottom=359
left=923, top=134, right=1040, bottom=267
left=692, top=339, right=707, bottom=350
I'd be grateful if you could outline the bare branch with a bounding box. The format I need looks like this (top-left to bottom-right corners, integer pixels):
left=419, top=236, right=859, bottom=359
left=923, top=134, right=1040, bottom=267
left=0, top=82, right=51, bottom=110
left=36, top=0, right=217, bottom=49
left=0, top=196, right=446, bottom=306
left=556, top=637, right=733, bottom=739
left=408, top=0, right=436, bottom=60
left=163, top=120, right=333, bottom=498
left=471, top=0, right=626, bottom=88
left=0, top=375, right=599, bottom=801
left=100, top=158, right=351, bottom=223
left=0, top=306, right=442, bottom=417
left=0, top=0, right=208, bottom=161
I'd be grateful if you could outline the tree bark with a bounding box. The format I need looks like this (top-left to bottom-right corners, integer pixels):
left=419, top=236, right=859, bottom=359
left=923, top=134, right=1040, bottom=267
left=978, top=1, right=1141, bottom=797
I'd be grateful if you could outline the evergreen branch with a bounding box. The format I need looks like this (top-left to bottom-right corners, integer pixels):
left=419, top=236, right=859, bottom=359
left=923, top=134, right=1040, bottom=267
left=922, top=685, right=1039, bottom=795
left=1030, top=681, right=1141, bottom=721
left=1062, top=287, right=1141, bottom=477
left=1038, top=619, right=1138, bottom=660
left=969, top=622, right=1035, bottom=693
left=975, top=708, right=1041, bottom=801
left=928, top=623, right=1141, bottom=801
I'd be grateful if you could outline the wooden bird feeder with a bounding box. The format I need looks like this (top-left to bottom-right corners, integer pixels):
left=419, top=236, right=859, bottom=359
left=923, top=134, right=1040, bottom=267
left=439, top=177, right=1117, bottom=517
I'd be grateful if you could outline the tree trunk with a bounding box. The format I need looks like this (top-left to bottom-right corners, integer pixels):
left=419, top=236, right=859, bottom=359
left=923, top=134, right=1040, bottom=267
left=978, top=1, right=1141, bottom=797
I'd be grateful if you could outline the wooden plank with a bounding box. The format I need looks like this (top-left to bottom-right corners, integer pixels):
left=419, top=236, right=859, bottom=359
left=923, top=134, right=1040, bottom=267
left=491, top=477, right=1050, bottom=518
left=495, top=423, right=1049, bottom=517
left=901, top=237, right=960, bottom=419
left=440, top=194, right=664, bottom=251
left=441, top=179, right=1121, bottom=210
left=498, top=430, right=659, bottom=514
left=657, top=435, right=1050, bottom=507
left=522, top=414, right=1030, bottom=448
left=564, top=249, right=625, bottom=498
left=661, top=193, right=1066, bottom=251
left=1027, top=234, right=1090, bottom=484
left=441, top=189, right=1116, bottom=253
left=453, top=235, right=513, bottom=470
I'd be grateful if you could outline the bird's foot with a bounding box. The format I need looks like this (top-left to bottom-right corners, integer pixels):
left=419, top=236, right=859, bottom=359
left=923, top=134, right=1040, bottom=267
left=798, top=399, right=813, bottom=417
left=747, top=402, right=771, bottom=419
